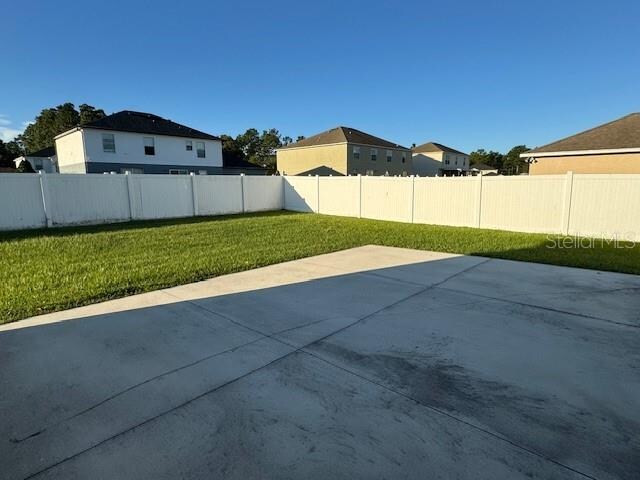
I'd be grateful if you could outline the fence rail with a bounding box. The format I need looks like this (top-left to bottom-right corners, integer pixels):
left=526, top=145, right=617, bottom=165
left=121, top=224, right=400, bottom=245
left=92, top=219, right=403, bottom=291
left=283, top=173, right=640, bottom=242
left=1, top=172, right=638, bottom=242
left=0, top=173, right=283, bottom=230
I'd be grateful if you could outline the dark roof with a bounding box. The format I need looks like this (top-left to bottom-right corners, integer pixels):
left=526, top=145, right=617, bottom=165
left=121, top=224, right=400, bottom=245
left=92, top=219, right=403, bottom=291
left=470, top=163, right=497, bottom=171
left=528, top=113, right=640, bottom=154
left=280, top=126, right=408, bottom=150
left=222, top=152, right=267, bottom=170
left=412, top=142, right=467, bottom=155
left=79, top=111, right=220, bottom=141
left=27, top=146, right=56, bottom=157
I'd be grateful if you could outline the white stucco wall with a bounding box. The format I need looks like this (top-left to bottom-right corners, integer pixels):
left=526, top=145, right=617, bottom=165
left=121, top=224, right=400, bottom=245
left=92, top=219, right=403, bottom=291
left=81, top=129, right=223, bottom=168
left=55, top=130, right=87, bottom=173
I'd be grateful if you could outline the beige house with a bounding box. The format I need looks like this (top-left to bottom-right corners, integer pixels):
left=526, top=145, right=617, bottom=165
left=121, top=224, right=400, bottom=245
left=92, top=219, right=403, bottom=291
left=523, top=112, right=640, bottom=175
left=276, top=126, right=411, bottom=176
left=411, top=142, right=469, bottom=176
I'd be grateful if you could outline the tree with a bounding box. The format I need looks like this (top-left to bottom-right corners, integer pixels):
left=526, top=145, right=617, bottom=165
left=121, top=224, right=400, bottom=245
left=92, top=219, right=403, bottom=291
left=17, top=159, right=35, bottom=173
left=502, top=145, right=530, bottom=175
left=296, top=135, right=306, bottom=142
left=18, top=103, right=105, bottom=153
left=79, top=104, right=106, bottom=124
left=469, top=149, right=504, bottom=170
left=0, top=140, right=23, bottom=168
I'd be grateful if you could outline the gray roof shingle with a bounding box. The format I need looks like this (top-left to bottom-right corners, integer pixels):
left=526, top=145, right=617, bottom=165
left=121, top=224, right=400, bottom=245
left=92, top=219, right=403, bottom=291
left=528, top=113, right=640, bottom=154
left=280, top=126, right=409, bottom=150
left=81, top=111, right=220, bottom=141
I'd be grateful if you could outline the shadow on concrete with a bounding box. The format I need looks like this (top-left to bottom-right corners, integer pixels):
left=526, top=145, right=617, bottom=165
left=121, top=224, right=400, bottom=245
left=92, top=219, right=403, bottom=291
left=2, top=253, right=639, bottom=479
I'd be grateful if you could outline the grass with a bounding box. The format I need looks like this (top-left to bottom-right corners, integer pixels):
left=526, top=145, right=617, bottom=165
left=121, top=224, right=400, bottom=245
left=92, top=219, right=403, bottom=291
left=1, top=211, right=638, bottom=324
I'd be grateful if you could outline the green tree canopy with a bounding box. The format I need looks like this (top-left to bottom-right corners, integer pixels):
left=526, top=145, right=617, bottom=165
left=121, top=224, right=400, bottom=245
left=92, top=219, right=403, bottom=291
left=0, top=140, right=24, bottom=168
left=18, top=103, right=106, bottom=153
left=469, top=149, right=504, bottom=170
left=502, top=145, right=530, bottom=175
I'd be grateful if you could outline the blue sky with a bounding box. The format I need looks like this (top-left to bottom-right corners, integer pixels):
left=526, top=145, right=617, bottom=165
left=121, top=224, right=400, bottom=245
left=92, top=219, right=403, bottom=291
left=2, top=0, right=639, bottom=153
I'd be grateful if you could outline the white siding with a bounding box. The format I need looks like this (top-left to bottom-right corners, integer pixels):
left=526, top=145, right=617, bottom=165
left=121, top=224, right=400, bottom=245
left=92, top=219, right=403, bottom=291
left=82, top=129, right=223, bottom=168
left=55, top=130, right=87, bottom=173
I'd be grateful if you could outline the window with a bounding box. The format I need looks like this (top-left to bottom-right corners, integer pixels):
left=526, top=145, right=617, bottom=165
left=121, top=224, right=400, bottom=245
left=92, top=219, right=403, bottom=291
left=463, top=158, right=466, bottom=166
left=120, top=167, right=144, bottom=174
left=198, top=170, right=208, bottom=175
left=401, top=153, right=406, bottom=163
left=144, top=137, right=155, bottom=156
left=370, top=148, right=377, bottom=161
left=386, top=150, right=392, bottom=162
left=34, top=160, right=43, bottom=170
left=102, top=133, right=115, bottom=153
left=196, top=141, right=206, bottom=158
left=365, top=169, right=374, bottom=176
left=169, top=169, right=189, bottom=175
left=353, top=146, right=360, bottom=160
left=402, top=170, right=408, bottom=177
left=186, top=140, right=193, bottom=151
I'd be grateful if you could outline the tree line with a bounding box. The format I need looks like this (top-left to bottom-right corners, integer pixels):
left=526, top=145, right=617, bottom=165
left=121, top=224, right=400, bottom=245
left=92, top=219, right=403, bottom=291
left=0, top=103, right=302, bottom=173
left=468, top=145, right=530, bottom=175
left=2, top=102, right=531, bottom=175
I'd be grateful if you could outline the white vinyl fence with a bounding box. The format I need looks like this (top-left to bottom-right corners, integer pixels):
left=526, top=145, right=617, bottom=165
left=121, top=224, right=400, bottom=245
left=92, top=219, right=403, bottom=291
left=0, top=173, right=284, bottom=230
left=1, top=172, right=638, bottom=241
left=283, top=173, right=640, bottom=242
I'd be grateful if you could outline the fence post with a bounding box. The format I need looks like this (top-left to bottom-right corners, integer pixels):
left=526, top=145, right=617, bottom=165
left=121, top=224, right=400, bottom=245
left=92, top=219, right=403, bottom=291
left=316, top=175, right=320, bottom=213
left=125, top=172, right=135, bottom=220
left=475, top=174, right=483, bottom=228
left=281, top=175, right=286, bottom=210
left=410, top=175, right=415, bottom=223
left=561, top=171, right=574, bottom=235
left=240, top=173, right=245, bottom=213
left=358, top=174, right=362, bottom=218
left=38, top=171, right=52, bottom=228
left=190, top=172, right=199, bottom=216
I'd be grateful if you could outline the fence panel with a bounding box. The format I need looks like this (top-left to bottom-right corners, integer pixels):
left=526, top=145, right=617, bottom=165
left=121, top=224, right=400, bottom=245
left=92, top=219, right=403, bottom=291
left=196, top=175, right=243, bottom=215
left=46, top=174, right=130, bottom=226
left=318, top=176, right=360, bottom=217
left=413, top=177, right=477, bottom=227
left=361, top=176, right=413, bottom=222
left=244, top=175, right=283, bottom=212
left=480, top=175, right=565, bottom=233
left=568, top=174, right=640, bottom=241
left=0, top=174, right=46, bottom=230
left=284, top=176, right=318, bottom=212
left=129, top=175, right=193, bottom=220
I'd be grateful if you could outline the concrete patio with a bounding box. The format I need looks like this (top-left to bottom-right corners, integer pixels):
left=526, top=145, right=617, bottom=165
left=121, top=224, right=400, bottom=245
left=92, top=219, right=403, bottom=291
left=1, top=246, right=639, bottom=480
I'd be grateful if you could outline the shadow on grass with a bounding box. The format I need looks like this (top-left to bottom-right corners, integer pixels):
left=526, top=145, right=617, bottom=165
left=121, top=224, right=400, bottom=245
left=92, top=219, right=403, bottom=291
left=0, top=210, right=303, bottom=242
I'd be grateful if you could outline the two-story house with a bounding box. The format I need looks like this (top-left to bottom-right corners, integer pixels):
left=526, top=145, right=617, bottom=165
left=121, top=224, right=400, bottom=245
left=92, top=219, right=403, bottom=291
left=54, top=111, right=227, bottom=175
left=411, top=142, right=469, bottom=176
left=276, top=126, right=412, bottom=176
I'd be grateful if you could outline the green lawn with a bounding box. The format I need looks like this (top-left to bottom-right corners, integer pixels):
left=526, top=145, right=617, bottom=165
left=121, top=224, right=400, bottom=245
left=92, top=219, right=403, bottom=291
left=1, top=211, right=638, bottom=324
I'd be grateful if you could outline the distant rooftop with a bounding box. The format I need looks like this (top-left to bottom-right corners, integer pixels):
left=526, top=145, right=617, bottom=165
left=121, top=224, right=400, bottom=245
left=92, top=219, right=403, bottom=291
left=527, top=113, right=640, bottom=154
left=412, top=142, right=467, bottom=155
left=62, top=110, right=220, bottom=141
left=280, top=126, right=409, bottom=150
